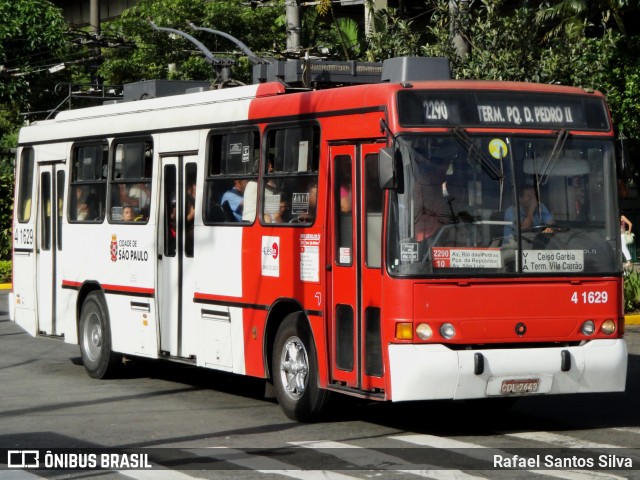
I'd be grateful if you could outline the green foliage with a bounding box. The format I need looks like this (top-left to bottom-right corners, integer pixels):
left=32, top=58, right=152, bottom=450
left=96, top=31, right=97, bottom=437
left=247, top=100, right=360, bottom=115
left=0, top=170, right=13, bottom=261
left=0, top=260, right=11, bottom=283
left=0, top=0, right=69, bottom=135
left=366, top=8, right=421, bottom=61
left=302, top=10, right=363, bottom=59
left=99, top=0, right=285, bottom=85
left=624, top=270, right=640, bottom=312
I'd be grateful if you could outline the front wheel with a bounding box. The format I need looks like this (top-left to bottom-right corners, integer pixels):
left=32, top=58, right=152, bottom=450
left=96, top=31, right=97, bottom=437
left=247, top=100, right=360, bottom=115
left=272, top=313, right=327, bottom=422
left=79, top=292, right=120, bottom=378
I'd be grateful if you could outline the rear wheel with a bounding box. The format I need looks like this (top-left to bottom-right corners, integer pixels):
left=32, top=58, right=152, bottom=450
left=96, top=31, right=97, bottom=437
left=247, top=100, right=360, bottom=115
left=272, top=312, right=327, bottom=421
left=79, top=292, right=120, bottom=378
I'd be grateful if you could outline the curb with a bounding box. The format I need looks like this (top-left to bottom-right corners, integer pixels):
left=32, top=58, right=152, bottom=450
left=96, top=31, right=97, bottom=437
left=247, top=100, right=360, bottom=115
left=0, top=283, right=11, bottom=291
left=625, top=314, right=640, bottom=326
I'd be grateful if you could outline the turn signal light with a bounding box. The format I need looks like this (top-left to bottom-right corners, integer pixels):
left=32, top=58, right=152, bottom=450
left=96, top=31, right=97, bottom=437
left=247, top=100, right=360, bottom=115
left=396, top=322, right=413, bottom=340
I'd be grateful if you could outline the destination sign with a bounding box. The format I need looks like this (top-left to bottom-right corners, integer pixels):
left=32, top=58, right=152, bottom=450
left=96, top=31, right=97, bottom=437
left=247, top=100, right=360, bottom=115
left=397, top=90, right=610, bottom=131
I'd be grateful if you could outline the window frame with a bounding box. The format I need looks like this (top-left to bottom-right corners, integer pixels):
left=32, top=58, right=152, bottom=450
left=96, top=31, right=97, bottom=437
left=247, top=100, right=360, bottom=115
left=203, top=127, right=260, bottom=225
left=108, top=136, right=154, bottom=224
left=68, top=141, right=109, bottom=224
left=261, top=123, right=321, bottom=227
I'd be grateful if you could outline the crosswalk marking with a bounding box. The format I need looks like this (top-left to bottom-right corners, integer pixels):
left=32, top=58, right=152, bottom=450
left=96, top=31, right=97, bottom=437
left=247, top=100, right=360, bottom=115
left=0, top=472, right=43, bottom=480
left=503, top=432, right=622, bottom=449
left=290, top=440, right=487, bottom=479
left=185, top=447, right=362, bottom=480
left=390, top=434, right=627, bottom=480
left=613, top=427, right=640, bottom=436
left=1, top=430, right=635, bottom=480
left=121, top=470, right=206, bottom=480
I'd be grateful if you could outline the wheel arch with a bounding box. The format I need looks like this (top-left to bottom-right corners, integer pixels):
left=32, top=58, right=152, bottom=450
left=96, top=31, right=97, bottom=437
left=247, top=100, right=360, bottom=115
left=74, top=281, right=105, bottom=344
left=263, top=298, right=310, bottom=381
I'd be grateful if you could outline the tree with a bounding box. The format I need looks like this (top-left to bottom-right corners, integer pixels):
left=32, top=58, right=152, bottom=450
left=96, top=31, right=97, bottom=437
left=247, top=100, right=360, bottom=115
left=98, top=0, right=285, bottom=86
left=0, top=0, right=69, bottom=261
left=535, top=0, right=634, bottom=39
left=366, top=8, right=421, bottom=61
left=0, top=0, right=69, bottom=132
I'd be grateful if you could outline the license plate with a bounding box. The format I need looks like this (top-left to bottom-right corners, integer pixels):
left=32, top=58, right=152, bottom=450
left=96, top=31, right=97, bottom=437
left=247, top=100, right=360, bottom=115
left=500, top=378, right=540, bottom=394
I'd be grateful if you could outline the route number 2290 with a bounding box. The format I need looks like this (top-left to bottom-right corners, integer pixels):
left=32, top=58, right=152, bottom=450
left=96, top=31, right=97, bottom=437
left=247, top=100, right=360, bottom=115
left=571, top=291, right=608, bottom=304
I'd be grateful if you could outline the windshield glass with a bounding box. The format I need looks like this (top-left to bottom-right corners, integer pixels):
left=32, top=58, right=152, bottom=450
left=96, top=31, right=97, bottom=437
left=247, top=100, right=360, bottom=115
left=387, top=134, right=619, bottom=276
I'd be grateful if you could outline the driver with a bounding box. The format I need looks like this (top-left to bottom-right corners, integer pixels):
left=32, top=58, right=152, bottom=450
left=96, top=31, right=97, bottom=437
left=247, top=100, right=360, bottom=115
left=504, top=185, right=554, bottom=238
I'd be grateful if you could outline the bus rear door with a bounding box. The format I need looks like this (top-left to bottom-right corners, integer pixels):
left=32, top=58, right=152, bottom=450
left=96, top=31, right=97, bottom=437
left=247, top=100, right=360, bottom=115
left=158, top=156, right=198, bottom=359
left=35, top=161, right=65, bottom=337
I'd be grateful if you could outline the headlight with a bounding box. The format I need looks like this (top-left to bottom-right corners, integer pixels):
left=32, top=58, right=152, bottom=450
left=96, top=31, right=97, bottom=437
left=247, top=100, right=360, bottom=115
left=416, top=323, right=433, bottom=340
left=580, top=320, right=595, bottom=336
left=440, top=323, right=456, bottom=339
left=600, top=320, right=616, bottom=335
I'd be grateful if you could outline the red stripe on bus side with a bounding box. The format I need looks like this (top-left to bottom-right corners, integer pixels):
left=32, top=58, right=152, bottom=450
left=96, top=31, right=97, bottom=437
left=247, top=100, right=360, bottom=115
left=61, top=280, right=154, bottom=296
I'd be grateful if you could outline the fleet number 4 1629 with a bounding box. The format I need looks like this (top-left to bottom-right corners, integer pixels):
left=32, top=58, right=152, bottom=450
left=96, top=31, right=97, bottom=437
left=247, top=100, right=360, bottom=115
left=571, top=291, right=608, bottom=304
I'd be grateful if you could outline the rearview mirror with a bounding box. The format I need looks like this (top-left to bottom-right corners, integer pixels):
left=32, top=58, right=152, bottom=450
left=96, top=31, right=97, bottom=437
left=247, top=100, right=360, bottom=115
left=378, top=147, right=403, bottom=192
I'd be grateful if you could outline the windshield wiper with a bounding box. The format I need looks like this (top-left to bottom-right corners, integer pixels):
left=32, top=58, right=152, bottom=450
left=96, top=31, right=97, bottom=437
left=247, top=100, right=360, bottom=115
left=451, top=127, right=504, bottom=181
left=538, top=128, right=570, bottom=185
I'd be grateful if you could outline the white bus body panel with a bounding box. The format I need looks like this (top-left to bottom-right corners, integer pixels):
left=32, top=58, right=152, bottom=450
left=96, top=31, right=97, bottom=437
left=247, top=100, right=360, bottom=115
left=193, top=225, right=246, bottom=373
left=14, top=84, right=260, bottom=368
left=388, top=339, right=627, bottom=401
left=20, top=85, right=262, bottom=144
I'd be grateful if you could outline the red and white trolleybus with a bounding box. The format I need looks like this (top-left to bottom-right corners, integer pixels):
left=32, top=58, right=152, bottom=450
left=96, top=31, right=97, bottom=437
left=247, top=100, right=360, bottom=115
left=10, top=57, right=627, bottom=420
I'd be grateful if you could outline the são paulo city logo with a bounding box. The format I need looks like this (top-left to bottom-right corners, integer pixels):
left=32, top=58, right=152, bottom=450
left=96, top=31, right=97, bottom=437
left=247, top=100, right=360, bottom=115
left=110, top=234, right=149, bottom=262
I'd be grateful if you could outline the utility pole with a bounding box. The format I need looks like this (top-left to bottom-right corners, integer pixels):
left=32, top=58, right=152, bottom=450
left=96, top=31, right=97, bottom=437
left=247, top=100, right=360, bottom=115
left=90, top=0, right=101, bottom=86
left=450, top=0, right=470, bottom=58
left=364, top=0, right=387, bottom=39
left=285, top=0, right=302, bottom=54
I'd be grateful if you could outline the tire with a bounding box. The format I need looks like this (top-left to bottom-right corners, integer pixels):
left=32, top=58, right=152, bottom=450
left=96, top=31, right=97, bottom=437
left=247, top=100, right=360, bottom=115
left=272, top=312, right=328, bottom=422
left=79, top=292, right=120, bottom=379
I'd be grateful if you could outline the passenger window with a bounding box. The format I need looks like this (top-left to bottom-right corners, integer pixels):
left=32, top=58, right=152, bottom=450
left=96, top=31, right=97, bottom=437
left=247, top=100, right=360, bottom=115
left=365, top=154, right=383, bottom=268
left=17, top=148, right=34, bottom=223
left=263, top=125, right=319, bottom=225
left=204, top=130, right=259, bottom=224
left=69, top=143, right=108, bottom=223
left=335, top=155, right=353, bottom=265
left=109, top=139, right=153, bottom=223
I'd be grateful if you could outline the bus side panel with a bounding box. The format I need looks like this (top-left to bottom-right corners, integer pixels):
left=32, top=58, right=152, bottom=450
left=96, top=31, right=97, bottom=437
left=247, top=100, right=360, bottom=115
left=62, top=223, right=158, bottom=357
left=12, top=147, right=37, bottom=336
left=12, top=255, right=37, bottom=336
left=193, top=225, right=246, bottom=374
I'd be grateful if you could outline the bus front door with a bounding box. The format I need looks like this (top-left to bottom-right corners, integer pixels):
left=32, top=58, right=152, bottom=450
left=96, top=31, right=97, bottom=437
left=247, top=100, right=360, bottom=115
left=35, top=162, right=65, bottom=336
left=329, top=143, right=385, bottom=394
left=158, top=157, right=198, bottom=359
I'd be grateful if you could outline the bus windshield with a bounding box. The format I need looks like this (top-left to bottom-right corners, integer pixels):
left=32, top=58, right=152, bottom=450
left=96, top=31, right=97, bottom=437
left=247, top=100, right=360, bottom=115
left=387, top=133, right=619, bottom=276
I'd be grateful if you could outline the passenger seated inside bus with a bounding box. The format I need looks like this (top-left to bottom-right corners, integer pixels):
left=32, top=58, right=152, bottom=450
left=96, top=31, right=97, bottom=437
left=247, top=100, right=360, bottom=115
left=221, top=179, right=248, bottom=222
left=264, top=191, right=290, bottom=223
left=119, top=183, right=150, bottom=211
left=122, top=205, right=135, bottom=222
left=75, top=189, right=99, bottom=221
left=290, top=181, right=318, bottom=223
